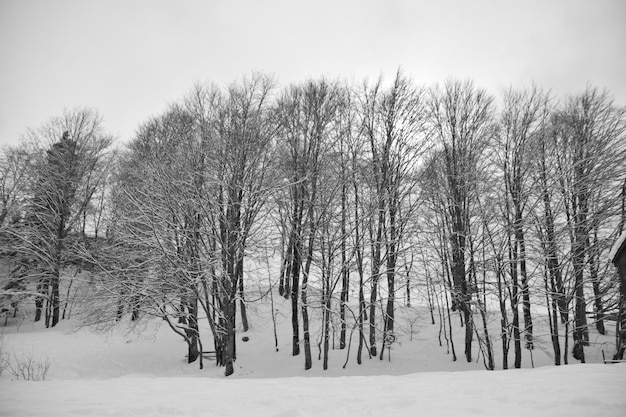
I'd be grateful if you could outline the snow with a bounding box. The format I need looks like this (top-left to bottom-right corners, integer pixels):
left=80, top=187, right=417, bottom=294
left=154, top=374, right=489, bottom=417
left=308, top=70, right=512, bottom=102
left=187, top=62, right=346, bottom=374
left=2, top=364, right=625, bottom=417
left=609, top=230, right=626, bottom=262
left=1, top=297, right=625, bottom=416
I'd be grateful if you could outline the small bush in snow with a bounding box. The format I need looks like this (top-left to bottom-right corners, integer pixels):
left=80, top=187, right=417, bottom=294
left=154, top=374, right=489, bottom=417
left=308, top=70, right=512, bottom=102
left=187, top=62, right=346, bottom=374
left=8, top=351, right=50, bottom=381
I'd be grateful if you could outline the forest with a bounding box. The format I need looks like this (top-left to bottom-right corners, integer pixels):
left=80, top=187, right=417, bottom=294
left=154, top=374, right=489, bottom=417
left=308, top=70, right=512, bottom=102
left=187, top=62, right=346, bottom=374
left=1, top=72, right=625, bottom=378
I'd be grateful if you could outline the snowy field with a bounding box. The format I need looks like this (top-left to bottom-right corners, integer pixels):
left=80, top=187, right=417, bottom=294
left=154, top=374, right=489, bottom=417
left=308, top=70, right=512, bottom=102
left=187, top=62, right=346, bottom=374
left=2, top=364, right=625, bottom=417
left=1, top=296, right=625, bottom=417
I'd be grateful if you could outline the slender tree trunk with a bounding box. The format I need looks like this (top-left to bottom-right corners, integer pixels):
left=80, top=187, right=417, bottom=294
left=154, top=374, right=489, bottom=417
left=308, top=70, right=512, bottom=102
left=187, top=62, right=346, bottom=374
left=369, top=211, right=384, bottom=357
left=45, top=286, right=52, bottom=328
left=323, top=286, right=331, bottom=370
left=539, top=142, right=568, bottom=325
left=564, top=320, right=570, bottom=365
left=62, top=269, right=76, bottom=320
left=301, top=274, right=312, bottom=369
left=425, top=270, right=435, bottom=324
left=283, top=230, right=294, bottom=299
left=496, top=259, right=509, bottom=370
left=51, top=262, right=61, bottom=328
left=475, top=235, right=494, bottom=370
left=290, top=241, right=301, bottom=356
left=444, top=285, right=457, bottom=361
left=278, top=230, right=287, bottom=297
left=508, top=232, right=522, bottom=368
left=544, top=268, right=561, bottom=365
left=452, top=234, right=472, bottom=363
left=589, top=229, right=605, bottom=335
left=357, top=266, right=366, bottom=364
left=237, top=259, right=249, bottom=332
left=354, top=175, right=366, bottom=365
left=516, top=223, right=533, bottom=349
left=572, top=204, right=588, bottom=362
left=223, top=297, right=236, bottom=376
left=407, top=269, right=412, bottom=309
left=34, top=278, right=45, bottom=322
left=339, top=180, right=348, bottom=349
left=321, top=235, right=331, bottom=371
left=380, top=214, right=397, bottom=360
left=290, top=195, right=304, bottom=356
left=301, top=210, right=318, bottom=370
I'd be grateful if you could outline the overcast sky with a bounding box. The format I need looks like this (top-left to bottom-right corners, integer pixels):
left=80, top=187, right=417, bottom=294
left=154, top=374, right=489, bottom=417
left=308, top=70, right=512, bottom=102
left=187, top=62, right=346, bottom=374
left=1, top=0, right=625, bottom=146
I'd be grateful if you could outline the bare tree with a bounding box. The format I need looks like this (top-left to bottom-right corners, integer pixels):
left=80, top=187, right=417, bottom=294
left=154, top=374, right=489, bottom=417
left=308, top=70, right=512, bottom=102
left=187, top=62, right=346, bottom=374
left=358, top=71, right=428, bottom=358
left=275, top=78, right=341, bottom=368
left=204, top=74, right=278, bottom=375
left=428, top=79, right=495, bottom=362
left=551, top=87, right=626, bottom=362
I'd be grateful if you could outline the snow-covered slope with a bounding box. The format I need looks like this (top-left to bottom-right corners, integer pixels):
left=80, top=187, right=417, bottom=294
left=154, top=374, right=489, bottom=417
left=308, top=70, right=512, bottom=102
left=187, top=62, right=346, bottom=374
left=1, top=294, right=624, bottom=416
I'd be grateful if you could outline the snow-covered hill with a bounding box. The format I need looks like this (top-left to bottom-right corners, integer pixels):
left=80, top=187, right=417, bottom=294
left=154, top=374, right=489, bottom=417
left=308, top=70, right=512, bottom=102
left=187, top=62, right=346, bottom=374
left=1, top=292, right=625, bottom=416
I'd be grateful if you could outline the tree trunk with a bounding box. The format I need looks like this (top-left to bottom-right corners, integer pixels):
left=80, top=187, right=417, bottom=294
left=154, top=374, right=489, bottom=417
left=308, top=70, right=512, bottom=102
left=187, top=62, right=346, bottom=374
left=515, top=223, right=533, bottom=349
left=572, top=207, right=588, bottom=362
left=301, top=279, right=312, bottom=370
left=185, top=295, right=200, bottom=364
left=451, top=229, right=472, bottom=362
left=589, top=230, right=605, bottom=335
left=544, top=268, right=561, bottom=365
left=339, top=180, right=348, bottom=350
left=369, top=274, right=379, bottom=357
left=290, top=241, right=301, bottom=356
left=223, top=298, right=236, bottom=376
left=238, top=259, right=249, bottom=332
left=34, top=278, right=45, bottom=322
left=301, top=221, right=317, bottom=370
left=509, top=234, right=522, bottom=369
left=357, top=267, right=365, bottom=365
left=380, top=202, right=397, bottom=360
left=290, top=195, right=304, bottom=356
left=354, top=174, right=366, bottom=365
left=278, top=233, right=287, bottom=297
left=322, top=268, right=331, bottom=371
left=369, top=207, right=385, bottom=357
left=380, top=236, right=397, bottom=360
left=495, top=256, right=509, bottom=369
left=50, top=247, right=62, bottom=327
left=282, top=232, right=293, bottom=299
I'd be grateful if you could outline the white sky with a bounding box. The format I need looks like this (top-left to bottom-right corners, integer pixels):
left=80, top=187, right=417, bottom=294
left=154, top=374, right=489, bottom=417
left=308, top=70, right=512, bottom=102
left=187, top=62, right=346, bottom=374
left=1, top=0, right=625, bottom=146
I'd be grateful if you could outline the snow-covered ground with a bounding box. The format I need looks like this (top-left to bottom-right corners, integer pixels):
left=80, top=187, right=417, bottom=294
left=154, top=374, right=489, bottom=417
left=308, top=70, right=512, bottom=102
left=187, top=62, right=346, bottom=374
left=2, top=364, right=624, bottom=417
left=1, top=295, right=625, bottom=416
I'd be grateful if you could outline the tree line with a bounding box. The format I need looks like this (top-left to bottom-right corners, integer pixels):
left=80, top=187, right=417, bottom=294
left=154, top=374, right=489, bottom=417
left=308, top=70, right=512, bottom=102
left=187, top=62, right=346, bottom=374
left=1, top=72, right=625, bottom=376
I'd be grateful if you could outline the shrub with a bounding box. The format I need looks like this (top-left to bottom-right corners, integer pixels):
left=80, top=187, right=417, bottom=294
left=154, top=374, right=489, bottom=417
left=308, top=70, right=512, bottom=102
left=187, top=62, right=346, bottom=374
left=8, top=350, right=50, bottom=381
